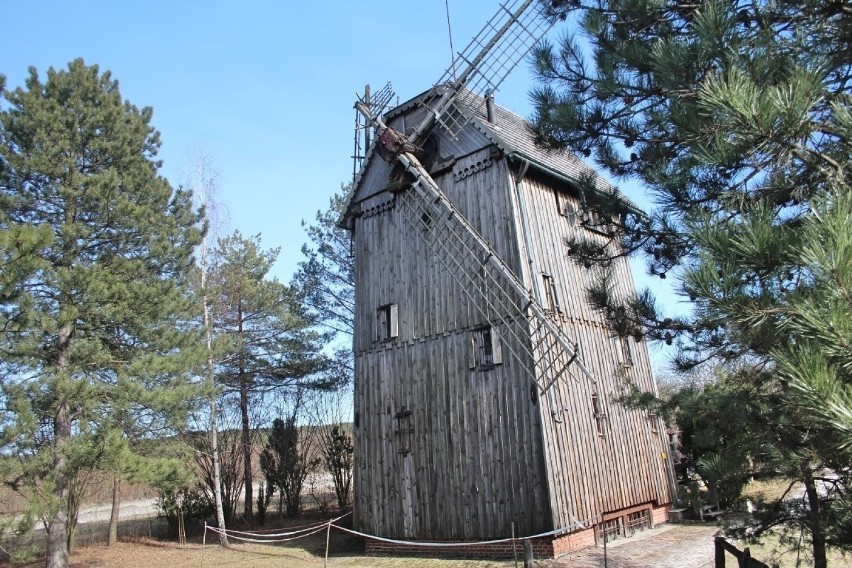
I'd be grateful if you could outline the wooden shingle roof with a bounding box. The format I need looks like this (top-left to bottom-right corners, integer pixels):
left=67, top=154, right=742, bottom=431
left=344, top=91, right=634, bottom=228
left=468, top=99, right=614, bottom=191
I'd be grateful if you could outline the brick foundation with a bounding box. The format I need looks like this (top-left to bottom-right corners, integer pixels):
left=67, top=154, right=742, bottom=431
left=652, top=503, right=670, bottom=526
left=363, top=503, right=671, bottom=559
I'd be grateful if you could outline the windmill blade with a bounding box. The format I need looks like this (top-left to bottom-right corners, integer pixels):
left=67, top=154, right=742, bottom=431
left=354, top=109, right=596, bottom=393
left=352, top=3, right=587, bottom=393
left=413, top=0, right=554, bottom=142
left=394, top=151, right=596, bottom=394
left=355, top=81, right=395, bottom=122
left=353, top=82, right=396, bottom=181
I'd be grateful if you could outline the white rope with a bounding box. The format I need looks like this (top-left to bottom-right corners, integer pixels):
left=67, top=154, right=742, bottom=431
left=205, top=524, right=329, bottom=544
left=331, top=516, right=598, bottom=548
left=202, top=512, right=350, bottom=543
left=208, top=523, right=324, bottom=540
left=202, top=512, right=598, bottom=550
left=241, top=517, right=331, bottom=534
left=211, top=515, right=342, bottom=538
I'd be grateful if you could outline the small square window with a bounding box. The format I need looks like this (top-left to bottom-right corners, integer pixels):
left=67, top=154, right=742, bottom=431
left=592, top=393, right=606, bottom=436
left=376, top=304, right=399, bottom=342
left=469, top=326, right=502, bottom=370
left=394, top=406, right=413, bottom=455
left=619, top=336, right=633, bottom=368
left=648, top=411, right=659, bottom=434
left=542, top=273, right=561, bottom=313
left=555, top=191, right=576, bottom=221
left=598, top=518, right=622, bottom=543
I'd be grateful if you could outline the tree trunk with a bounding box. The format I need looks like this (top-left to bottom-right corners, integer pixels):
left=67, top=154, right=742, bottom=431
left=47, top=321, right=73, bottom=568
left=238, top=305, right=253, bottom=520
left=108, top=476, right=120, bottom=546
left=46, top=402, right=71, bottom=568
left=803, top=468, right=827, bottom=568
left=201, top=230, right=228, bottom=547
left=708, top=478, right=720, bottom=510
left=209, top=378, right=229, bottom=546
left=240, top=375, right=253, bottom=520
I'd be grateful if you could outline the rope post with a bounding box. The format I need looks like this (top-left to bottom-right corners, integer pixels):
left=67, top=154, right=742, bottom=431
left=324, top=519, right=332, bottom=568
left=511, top=522, right=518, bottom=568
left=523, top=539, right=534, bottom=568
left=201, top=523, right=207, bottom=568
left=715, top=536, right=726, bottom=568
left=741, top=547, right=751, bottom=568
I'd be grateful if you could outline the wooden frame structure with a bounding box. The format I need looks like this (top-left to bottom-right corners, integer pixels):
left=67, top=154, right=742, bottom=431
left=344, top=92, right=673, bottom=554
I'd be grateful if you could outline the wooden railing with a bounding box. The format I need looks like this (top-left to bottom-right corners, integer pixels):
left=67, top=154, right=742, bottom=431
left=715, top=537, right=769, bottom=568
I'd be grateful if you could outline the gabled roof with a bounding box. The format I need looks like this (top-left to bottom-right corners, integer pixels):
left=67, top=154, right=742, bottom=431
left=344, top=90, right=631, bottom=228
left=467, top=98, right=616, bottom=194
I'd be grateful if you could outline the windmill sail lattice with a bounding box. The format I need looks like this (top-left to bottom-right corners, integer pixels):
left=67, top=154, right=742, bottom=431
left=395, top=154, right=596, bottom=394
left=353, top=82, right=395, bottom=182
left=355, top=0, right=596, bottom=394
left=359, top=81, right=395, bottom=120
left=414, top=0, right=552, bottom=141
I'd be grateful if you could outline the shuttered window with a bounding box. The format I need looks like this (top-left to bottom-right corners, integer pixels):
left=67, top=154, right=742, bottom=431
left=542, top=273, right=561, bottom=313
left=376, top=304, right=399, bottom=342
left=394, top=406, right=413, bottom=455
left=555, top=190, right=576, bottom=221
left=592, top=393, right=607, bottom=436
left=648, top=411, right=660, bottom=434
left=469, top=326, right=502, bottom=370
left=619, top=336, right=633, bottom=368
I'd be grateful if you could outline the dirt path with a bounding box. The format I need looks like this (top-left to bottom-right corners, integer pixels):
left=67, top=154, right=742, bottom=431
left=76, top=499, right=158, bottom=524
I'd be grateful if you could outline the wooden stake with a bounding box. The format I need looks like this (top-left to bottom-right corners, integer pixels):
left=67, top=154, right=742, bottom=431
left=511, top=522, right=518, bottom=568
left=324, top=520, right=332, bottom=568
left=523, top=540, right=534, bottom=568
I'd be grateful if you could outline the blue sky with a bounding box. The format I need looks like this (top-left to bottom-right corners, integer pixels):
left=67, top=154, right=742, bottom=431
left=1, top=1, right=546, bottom=274
left=2, top=0, right=680, bottom=366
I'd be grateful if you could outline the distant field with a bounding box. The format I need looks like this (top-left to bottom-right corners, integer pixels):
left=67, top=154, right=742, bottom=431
left=0, top=470, right=157, bottom=517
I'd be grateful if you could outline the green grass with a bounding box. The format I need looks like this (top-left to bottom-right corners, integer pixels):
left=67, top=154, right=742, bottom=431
left=737, top=535, right=852, bottom=568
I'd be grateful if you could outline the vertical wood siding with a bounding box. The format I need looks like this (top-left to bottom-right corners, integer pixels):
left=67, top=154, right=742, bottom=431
left=353, top=147, right=552, bottom=540
left=513, top=170, right=671, bottom=529
left=352, top=110, right=671, bottom=542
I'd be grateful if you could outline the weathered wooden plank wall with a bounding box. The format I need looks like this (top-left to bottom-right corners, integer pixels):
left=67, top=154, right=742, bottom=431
left=352, top=101, right=671, bottom=543
left=353, top=146, right=553, bottom=540
left=512, top=168, right=671, bottom=530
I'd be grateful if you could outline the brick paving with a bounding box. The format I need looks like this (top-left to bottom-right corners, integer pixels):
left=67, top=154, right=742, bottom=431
left=543, top=524, right=720, bottom=568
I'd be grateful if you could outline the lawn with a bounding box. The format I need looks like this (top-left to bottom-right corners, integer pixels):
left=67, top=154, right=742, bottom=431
left=0, top=512, right=516, bottom=568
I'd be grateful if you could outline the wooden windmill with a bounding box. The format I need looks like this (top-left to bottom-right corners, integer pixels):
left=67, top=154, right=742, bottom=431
left=344, top=0, right=673, bottom=555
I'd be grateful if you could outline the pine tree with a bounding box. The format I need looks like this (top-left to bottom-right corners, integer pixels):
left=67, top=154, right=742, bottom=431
left=259, top=415, right=319, bottom=518
left=292, top=185, right=355, bottom=383
left=531, top=1, right=851, bottom=564
left=0, top=60, right=204, bottom=567
left=209, top=231, right=328, bottom=519
left=292, top=185, right=356, bottom=515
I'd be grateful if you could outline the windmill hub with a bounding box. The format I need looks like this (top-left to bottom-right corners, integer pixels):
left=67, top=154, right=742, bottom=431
left=376, top=127, right=418, bottom=163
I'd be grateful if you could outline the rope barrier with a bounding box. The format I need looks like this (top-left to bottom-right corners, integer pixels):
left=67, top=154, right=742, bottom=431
left=203, top=512, right=351, bottom=543
left=239, top=517, right=332, bottom=533
left=201, top=511, right=600, bottom=568
left=330, top=516, right=598, bottom=548
left=201, top=511, right=596, bottom=550
left=205, top=523, right=329, bottom=544
left=208, top=515, right=343, bottom=539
